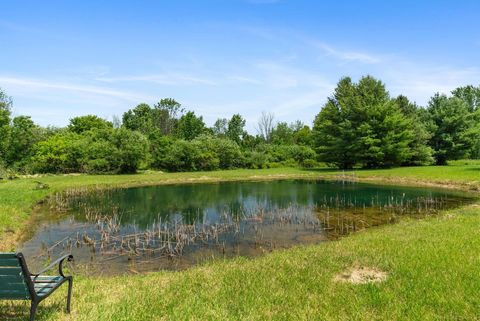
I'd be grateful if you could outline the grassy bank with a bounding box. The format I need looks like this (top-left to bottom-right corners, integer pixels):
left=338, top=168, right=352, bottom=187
left=353, top=161, right=480, bottom=190
left=2, top=204, right=479, bottom=320
left=0, top=168, right=320, bottom=250
left=2, top=163, right=480, bottom=250
left=1, top=164, right=480, bottom=320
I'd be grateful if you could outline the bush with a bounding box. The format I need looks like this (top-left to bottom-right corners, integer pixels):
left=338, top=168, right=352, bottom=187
left=153, top=135, right=245, bottom=172
left=149, top=134, right=174, bottom=170
left=0, top=161, right=17, bottom=180
left=162, top=140, right=200, bottom=172
left=110, top=128, right=149, bottom=173
left=31, top=128, right=149, bottom=174
left=244, top=151, right=269, bottom=169
left=291, top=145, right=316, bottom=164
left=262, top=144, right=317, bottom=167
left=79, top=130, right=117, bottom=173
left=300, top=159, right=318, bottom=168
left=192, top=135, right=244, bottom=169
left=30, top=132, right=83, bottom=173
left=195, top=151, right=220, bottom=171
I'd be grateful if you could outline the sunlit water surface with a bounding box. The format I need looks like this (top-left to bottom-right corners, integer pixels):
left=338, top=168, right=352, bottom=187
left=20, top=180, right=476, bottom=275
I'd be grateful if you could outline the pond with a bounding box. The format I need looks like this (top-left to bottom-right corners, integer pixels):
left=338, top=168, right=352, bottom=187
left=20, top=180, right=477, bottom=275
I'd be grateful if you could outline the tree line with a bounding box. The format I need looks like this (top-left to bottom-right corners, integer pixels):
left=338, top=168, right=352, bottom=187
left=0, top=75, right=479, bottom=176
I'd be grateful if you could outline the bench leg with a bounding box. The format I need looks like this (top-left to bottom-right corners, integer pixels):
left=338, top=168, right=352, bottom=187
left=30, top=300, right=38, bottom=321
left=66, top=277, right=73, bottom=313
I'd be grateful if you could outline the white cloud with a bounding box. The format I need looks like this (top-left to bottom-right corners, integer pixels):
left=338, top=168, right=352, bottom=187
left=96, top=73, right=217, bottom=86
left=227, top=75, right=264, bottom=85
left=383, top=64, right=480, bottom=105
left=311, top=41, right=382, bottom=64
left=0, top=76, right=144, bottom=101
left=254, top=61, right=334, bottom=89
left=2, top=22, right=479, bottom=129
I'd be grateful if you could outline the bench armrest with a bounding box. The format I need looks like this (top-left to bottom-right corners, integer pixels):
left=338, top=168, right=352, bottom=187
left=31, top=254, right=74, bottom=278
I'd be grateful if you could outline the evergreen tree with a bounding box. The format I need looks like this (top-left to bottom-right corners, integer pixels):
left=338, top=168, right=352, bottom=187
left=313, top=76, right=417, bottom=168
left=395, top=95, right=433, bottom=165
left=427, top=94, right=476, bottom=164
left=451, top=85, right=480, bottom=158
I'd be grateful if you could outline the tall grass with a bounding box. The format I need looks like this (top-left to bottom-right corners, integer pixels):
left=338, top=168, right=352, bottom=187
left=0, top=164, right=480, bottom=320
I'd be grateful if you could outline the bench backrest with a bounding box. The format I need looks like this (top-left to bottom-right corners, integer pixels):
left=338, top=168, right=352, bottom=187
left=0, top=253, right=31, bottom=300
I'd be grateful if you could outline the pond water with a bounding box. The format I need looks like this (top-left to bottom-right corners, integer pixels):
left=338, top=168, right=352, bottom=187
left=20, top=180, right=476, bottom=275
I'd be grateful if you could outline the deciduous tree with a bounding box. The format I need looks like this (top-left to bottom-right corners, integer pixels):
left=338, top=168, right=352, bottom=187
left=176, top=111, right=206, bottom=140
left=227, top=114, right=246, bottom=144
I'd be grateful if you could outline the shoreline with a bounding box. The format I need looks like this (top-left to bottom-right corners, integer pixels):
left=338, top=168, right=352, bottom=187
left=2, top=167, right=479, bottom=251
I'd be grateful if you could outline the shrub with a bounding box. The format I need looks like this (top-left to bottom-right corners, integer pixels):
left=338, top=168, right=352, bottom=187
left=244, top=151, right=269, bottom=169
left=162, top=140, right=199, bottom=172
left=192, top=135, right=244, bottom=169
left=110, top=128, right=149, bottom=173
left=300, top=158, right=318, bottom=168
left=195, top=151, right=220, bottom=171
left=31, top=128, right=149, bottom=174
left=262, top=144, right=317, bottom=167
left=30, top=132, right=83, bottom=173
left=149, top=134, right=175, bottom=170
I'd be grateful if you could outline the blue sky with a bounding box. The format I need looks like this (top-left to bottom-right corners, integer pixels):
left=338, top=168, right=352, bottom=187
left=1, top=0, right=479, bottom=131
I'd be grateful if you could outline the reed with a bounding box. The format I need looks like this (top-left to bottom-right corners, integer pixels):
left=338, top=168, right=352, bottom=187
left=33, top=191, right=464, bottom=273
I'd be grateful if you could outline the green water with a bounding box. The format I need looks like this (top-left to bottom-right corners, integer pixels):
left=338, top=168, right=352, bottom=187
left=20, top=180, right=476, bottom=274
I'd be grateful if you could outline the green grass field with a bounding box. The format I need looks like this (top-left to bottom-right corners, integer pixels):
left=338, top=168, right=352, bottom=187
left=1, top=164, right=480, bottom=320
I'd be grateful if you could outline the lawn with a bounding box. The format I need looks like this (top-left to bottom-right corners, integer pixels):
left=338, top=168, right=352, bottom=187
left=1, top=164, right=480, bottom=320
left=353, top=161, right=480, bottom=190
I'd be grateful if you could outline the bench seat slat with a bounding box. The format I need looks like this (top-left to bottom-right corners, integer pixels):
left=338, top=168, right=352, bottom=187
left=0, top=267, right=23, bottom=276
left=32, top=276, right=63, bottom=296
left=32, top=276, right=63, bottom=283
left=35, top=283, right=59, bottom=290
left=0, top=253, right=17, bottom=259
left=35, top=284, right=56, bottom=289
left=36, top=287, right=56, bottom=295
left=0, top=258, right=21, bottom=267
left=0, top=275, right=24, bottom=282
left=0, top=282, right=28, bottom=291
left=0, top=290, right=30, bottom=299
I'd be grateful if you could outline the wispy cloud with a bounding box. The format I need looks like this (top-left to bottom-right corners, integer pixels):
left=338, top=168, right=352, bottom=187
left=95, top=73, right=217, bottom=86
left=311, top=41, right=382, bottom=64
left=0, top=19, right=62, bottom=40
left=240, top=27, right=383, bottom=65
left=254, top=61, right=334, bottom=89
left=2, top=21, right=479, bottom=128
left=227, top=75, right=264, bottom=85
left=0, top=76, right=148, bottom=102
left=383, top=64, right=480, bottom=104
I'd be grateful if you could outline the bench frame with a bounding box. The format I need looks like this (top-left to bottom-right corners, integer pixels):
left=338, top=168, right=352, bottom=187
left=2, top=253, right=73, bottom=321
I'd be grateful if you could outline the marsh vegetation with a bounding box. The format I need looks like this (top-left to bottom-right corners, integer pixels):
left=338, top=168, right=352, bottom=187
left=19, top=180, right=475, bottom=274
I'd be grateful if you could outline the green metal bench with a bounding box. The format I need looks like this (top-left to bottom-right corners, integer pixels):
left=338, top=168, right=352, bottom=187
left=0, top=253, right=73, bottom=321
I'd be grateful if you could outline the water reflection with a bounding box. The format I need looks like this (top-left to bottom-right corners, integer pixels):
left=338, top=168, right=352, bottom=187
left=20, top=180, right=475, bottom=274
